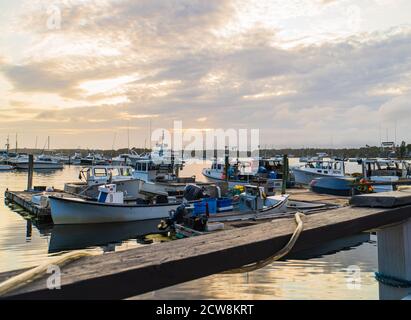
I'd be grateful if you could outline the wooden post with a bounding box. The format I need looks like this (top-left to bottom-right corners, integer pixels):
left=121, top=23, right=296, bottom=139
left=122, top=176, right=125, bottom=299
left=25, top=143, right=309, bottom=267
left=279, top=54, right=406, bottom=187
left=27, top=154, right=34, bottom=191
left=224, top=146, right=229, bottom=182
left=282, top=154, right=288, bottom=195
left=377, top=218, right=411, bottom=300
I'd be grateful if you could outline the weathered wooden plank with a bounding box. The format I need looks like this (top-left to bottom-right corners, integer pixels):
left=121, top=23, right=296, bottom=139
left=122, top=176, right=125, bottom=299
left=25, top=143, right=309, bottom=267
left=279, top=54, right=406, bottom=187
left=350, top=191, right=411, bottom=208
left=2, top=204, right=411, bottom=300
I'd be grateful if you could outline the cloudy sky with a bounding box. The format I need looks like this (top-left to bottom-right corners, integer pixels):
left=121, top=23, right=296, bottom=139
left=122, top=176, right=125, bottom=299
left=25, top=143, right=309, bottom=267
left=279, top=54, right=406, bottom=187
left=1, top=0, right=411, bottom=149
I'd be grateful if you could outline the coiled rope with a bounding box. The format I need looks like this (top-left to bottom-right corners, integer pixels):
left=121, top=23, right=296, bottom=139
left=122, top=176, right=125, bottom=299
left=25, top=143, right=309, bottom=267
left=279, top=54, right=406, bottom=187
left=375, top=272, right=411, bottom=289
left=0, top=250, right=96, bottom=297
left=223, top=212, right=305, bottom=274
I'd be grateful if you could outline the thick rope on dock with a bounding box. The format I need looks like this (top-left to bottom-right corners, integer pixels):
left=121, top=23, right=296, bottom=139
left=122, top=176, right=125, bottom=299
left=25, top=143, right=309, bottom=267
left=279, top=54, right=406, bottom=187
left=0, top=251, right=96, bottom=297
left=223, top=212, right=305, bottom=274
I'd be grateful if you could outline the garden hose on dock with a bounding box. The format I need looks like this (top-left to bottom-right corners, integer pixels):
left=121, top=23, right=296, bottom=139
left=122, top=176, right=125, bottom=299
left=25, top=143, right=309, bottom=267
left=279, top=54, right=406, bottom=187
left=0, top=250, right=96, bottom=297
left=223, top=212, right=305, bottom=274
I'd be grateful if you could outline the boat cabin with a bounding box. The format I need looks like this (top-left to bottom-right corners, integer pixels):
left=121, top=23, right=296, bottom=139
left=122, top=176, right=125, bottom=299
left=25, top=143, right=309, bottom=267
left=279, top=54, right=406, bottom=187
left=359, top=159, right=411, bottom=179
left=80, top=166, right=134, bottom=186
left=257, top=157, right=284, bottom=179
left=133, top=158, right=182, bottom=183
left=239, top=185, right=267, bottom=211
left=301, top=159, right=345, bottom=176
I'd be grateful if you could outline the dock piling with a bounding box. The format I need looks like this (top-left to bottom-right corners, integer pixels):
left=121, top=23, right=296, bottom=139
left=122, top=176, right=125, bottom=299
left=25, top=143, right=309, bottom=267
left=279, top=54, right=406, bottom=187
left=27, top=155, right=34, bottom=191
left=377, top=218, right=411, bottom=300
left=282, top=154, right=289, bottom=195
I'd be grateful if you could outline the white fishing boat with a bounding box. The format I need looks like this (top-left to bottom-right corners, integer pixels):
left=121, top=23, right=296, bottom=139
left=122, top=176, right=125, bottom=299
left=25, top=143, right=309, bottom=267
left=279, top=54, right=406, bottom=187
left=209, top=193, right=289, bottom=222
left=49, top=196, right=183, bottom=225
left=202, top=157, right=257, bottom=184
left=130, top=134, right=209, bottom=196
left=293, top=159, right=345, bottom=185
left=70, top=153, right=83, bottom=165
left=50, top=183, right=183, bottom=225
left=202, top=157, right=284, bottom=195
left=80, top=153, right=108, bottom=166
left=10, top=154, right=64, bottom=170
left=114, top=150, right=142, bottom=167
left=358, top=158, right=411, bottom=192
left=111, top=154, right=132, bottom=166
left=0, top=137, right=15, bottom=170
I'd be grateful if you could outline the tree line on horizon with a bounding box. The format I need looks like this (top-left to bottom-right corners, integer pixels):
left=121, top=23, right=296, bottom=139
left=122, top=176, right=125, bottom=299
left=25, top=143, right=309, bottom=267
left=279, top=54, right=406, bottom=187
left=8, top=142, right=411, bottom=159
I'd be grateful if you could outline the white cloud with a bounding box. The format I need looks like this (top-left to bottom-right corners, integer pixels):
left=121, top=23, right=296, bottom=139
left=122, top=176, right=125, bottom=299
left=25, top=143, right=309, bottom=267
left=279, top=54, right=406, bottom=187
left=1, top=0, right=411, bottom=148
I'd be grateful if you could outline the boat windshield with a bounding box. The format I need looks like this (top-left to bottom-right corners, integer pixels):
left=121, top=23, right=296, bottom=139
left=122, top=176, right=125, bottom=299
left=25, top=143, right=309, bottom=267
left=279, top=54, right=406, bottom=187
left=93, top=168, right=107, bottom=177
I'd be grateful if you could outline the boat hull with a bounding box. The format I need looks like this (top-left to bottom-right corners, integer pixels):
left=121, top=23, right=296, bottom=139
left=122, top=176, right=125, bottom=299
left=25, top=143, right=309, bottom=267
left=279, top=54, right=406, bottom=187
left=309, top=177, right=356, bottom=196
left=293, top=168, right=344, bottom=185
left=49, top=196, right=178, bottom=225
left=208, top=194, right=290, bottom=222
left=0, top=165, right=14, bottom=171
left=14, top=162, right=63, bottom=170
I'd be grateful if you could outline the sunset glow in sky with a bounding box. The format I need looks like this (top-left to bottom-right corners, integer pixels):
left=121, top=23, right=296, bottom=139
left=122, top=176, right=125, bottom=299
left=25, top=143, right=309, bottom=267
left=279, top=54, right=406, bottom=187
left=1, top=0, right=411, bottom=149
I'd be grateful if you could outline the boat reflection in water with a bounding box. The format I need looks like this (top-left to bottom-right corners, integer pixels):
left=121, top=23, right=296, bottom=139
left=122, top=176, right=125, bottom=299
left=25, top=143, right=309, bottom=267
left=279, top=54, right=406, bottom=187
left=48, top=219, right=163, bottom=253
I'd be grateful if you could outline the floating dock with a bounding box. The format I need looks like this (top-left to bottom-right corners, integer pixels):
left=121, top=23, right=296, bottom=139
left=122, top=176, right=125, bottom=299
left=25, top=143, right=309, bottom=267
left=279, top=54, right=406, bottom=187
left=4, top=189, right=81, bottom=222
left=2, top=191, right=411, bottom=300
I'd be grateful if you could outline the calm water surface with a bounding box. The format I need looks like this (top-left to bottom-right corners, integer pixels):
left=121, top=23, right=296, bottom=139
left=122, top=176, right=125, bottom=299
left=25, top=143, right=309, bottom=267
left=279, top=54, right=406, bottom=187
left=0, top=160, right=379, bottom=299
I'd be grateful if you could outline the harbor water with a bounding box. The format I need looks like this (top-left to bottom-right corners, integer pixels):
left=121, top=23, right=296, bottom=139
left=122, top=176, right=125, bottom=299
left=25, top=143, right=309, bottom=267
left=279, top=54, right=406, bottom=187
left=0, top=160, right=379, bottom=299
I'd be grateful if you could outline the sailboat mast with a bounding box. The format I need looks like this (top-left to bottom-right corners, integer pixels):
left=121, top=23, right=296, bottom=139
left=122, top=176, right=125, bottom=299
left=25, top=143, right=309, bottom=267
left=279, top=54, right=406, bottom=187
left=15, top=133, right=18, bottom=154
left=6, top=135, right=10, bottom=154
left=149, top=119, right=152, bottom=151
left=127, top=124, right=130, bottom=153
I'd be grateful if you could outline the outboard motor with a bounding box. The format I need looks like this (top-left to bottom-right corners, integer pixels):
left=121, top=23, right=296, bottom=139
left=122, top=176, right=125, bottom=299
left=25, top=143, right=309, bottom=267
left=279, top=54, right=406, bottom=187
left=158, top=203, right=189, bottom=231
left=183, top=184, right=208, bottom=201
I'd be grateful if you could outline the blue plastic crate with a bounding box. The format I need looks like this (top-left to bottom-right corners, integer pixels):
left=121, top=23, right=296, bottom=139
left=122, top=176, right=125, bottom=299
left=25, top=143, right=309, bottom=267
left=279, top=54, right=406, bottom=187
left=202, top=198, right=217, bottom=214
left=217, top=198, right=233, bottom=212
left=193, top=202, right=207, bottom=215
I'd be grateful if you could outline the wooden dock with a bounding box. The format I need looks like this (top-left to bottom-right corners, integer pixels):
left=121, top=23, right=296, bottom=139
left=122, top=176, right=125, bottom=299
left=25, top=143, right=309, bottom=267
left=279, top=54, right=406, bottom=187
left=2, top=191, right=411, bottom=300
left=5, top=190, right=51, bottom=221
left=288, top=188, right=350, bottom=206
left=4, top=189, right=74, bottom=222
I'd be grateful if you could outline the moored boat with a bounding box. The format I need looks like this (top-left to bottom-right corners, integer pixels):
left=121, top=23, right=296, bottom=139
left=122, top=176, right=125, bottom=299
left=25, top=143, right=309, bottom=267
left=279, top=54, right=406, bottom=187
left=358, top=158, right=411, bottom=192
left=49, top=195, right=183, bottom=225
left=309, top=176, right=357, bottom=196
left=0, top=164, right=14, bottom=171
left=202, top=157, right=284, bottom=195
left=293, top=159, right=346, bottom=185
left=10, top=154, right=64, bottom=170
left=159, top=184, right=290, bottom=235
